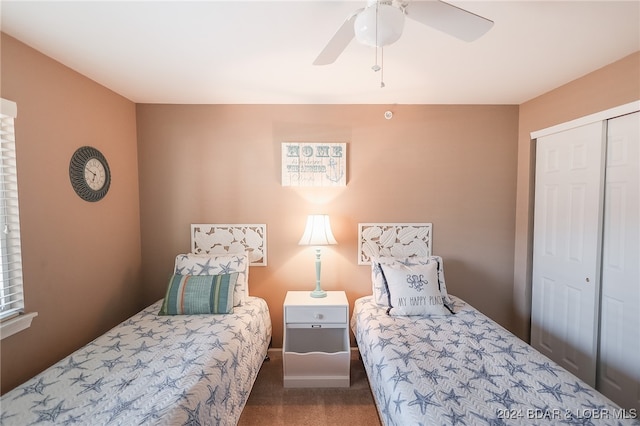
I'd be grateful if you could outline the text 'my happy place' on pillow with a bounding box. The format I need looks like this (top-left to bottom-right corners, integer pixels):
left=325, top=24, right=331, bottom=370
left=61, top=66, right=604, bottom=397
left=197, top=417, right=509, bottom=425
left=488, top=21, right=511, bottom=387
left=174, top=252, right=249, bottom=306
left=371, top=255, right=452, bottom=308
left=380, top=262, right=453, bottom=316
left=159, top=273, right=238, bottom=315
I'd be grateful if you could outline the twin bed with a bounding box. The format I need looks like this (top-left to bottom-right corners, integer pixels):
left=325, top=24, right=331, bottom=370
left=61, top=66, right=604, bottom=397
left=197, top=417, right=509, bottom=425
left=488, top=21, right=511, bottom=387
left=352, top=295, right=637, bottom=425
left=0, top=224, right=272, bottom=426
left=353, top=223, right=637, bottom=425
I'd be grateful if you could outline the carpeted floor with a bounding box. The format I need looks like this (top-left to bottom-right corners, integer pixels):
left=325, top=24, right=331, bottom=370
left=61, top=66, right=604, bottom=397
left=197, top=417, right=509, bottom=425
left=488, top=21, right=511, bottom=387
left=238, top=350, right=382, bottom=426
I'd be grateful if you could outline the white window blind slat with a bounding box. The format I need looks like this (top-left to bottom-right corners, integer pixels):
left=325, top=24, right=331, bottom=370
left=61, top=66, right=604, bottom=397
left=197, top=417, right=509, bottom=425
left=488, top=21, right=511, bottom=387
left=0, top=98, right=24, bottom=321
left=2, top=282, right=23, bottom=291
left=1, top=290, right=23, bottom=302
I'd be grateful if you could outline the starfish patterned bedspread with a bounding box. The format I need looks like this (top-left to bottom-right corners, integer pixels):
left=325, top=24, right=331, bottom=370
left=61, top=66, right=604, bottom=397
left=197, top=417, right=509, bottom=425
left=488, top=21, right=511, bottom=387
left=351, top=295, right=638, bottom=426
left=1, top=296, right=272, bottom=426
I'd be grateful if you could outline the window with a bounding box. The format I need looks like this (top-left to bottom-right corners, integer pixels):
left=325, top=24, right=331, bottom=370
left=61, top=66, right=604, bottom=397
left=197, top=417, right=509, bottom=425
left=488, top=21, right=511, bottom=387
left=0, top=98, right=36, bottom=338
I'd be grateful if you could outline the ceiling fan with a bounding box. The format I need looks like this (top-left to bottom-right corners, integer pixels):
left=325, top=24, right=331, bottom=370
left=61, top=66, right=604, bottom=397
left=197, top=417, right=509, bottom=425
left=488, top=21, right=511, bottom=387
left=313, top=0, right=494, bottom=65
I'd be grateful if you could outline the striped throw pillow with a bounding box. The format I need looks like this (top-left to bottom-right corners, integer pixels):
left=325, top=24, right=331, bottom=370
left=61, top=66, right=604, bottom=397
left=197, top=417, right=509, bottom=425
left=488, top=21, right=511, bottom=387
left=159, top=273, right=238, bottom=315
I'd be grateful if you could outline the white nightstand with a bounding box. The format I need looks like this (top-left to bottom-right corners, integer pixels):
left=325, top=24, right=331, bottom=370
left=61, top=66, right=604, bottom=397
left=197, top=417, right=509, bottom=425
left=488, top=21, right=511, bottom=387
left=282, top=291, right=350, bottom=388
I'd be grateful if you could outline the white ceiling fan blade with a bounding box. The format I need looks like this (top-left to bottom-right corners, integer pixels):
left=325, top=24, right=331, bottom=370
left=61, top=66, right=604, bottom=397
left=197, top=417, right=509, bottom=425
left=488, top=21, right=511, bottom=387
left=406, top=0, right=493, bottom=42
left=313, top=9, right=363, bottom=65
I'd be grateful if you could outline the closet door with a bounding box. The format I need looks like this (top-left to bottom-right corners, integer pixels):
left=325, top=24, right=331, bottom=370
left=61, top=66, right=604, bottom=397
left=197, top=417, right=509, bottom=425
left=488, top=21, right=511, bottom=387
left=598, top=111, right=639, bottom=411
left=531, top=121, right=606, bottom=387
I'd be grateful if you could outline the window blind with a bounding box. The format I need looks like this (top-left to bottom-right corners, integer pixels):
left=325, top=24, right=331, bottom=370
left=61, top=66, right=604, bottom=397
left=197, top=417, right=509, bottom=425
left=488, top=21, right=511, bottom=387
left=0, top=98, right=24, bottom=321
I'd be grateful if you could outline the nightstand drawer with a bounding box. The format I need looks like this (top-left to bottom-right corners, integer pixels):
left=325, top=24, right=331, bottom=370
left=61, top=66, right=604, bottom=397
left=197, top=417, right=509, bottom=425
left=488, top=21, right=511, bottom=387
left=285, top=306, right=347, bottom=324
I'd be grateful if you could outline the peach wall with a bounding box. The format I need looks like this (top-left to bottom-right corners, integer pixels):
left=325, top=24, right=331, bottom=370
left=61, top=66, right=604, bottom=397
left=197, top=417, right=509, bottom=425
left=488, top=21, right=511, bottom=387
left=512, top=52, right=640, bottom=340
left=136, top=104, right=519, bottom=348
left=0, top=34, right=142, bottom=393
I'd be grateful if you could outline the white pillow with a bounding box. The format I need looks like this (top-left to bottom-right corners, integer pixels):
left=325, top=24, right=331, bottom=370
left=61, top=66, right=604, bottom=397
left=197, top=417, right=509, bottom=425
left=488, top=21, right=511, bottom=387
left=371, top=261, right=391, bottom=306
left=381, top=262, right=452, bottom=316
left=371, top=255, right=451, bottom=307
left=174, top=252, right=249, bottom=306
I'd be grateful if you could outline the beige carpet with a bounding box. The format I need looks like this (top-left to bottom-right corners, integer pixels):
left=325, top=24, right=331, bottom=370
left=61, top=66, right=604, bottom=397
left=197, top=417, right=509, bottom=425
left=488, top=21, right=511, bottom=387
left=238, top=350, right=382, bottom=426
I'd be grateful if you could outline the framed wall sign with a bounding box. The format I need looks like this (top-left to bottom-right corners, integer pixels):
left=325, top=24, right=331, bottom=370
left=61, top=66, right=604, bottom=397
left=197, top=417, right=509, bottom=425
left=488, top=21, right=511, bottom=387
left=281, top=142, right=346, bottom=187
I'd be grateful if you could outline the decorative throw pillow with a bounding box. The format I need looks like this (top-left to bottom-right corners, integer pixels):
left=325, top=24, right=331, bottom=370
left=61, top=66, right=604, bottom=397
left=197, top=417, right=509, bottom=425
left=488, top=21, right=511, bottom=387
left=371, top=261, right=391, bottom=306
left=380, top=262, right=452, bottom=316
left=372, top=255, right=452, bottom=308
left=159, top=273, right=237, bottom=315
left=174, top=252, right=249, bottom=306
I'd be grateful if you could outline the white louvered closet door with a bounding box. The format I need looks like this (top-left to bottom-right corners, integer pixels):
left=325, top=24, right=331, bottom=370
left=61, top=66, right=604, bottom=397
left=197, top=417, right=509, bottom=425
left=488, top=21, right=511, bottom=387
left=531, top=121, right=606, bottom=387
left=598, top=111, right=640, bottom=411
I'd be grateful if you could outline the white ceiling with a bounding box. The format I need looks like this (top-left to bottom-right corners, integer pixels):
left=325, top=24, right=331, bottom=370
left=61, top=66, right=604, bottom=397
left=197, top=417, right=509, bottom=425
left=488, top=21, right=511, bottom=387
left=1, top=0, right=639, bottom=105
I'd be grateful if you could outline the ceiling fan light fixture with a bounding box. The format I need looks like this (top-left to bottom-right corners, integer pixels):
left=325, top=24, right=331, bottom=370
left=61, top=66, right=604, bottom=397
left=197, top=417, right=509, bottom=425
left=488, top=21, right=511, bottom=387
left=354, top=3, right=405, bottom=48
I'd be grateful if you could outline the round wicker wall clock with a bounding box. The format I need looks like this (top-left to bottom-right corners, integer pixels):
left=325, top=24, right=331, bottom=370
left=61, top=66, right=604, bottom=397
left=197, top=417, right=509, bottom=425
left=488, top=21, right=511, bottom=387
left=69, top=146, right=111, bottom=202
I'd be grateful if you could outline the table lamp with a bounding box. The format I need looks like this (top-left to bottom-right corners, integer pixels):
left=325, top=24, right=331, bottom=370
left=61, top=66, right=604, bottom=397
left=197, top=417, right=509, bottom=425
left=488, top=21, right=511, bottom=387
left=298, top=214, right=337, bottom=298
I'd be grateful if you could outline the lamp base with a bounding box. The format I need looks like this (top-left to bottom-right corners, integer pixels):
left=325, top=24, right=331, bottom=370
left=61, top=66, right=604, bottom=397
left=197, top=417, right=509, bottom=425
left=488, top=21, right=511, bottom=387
left=310, top=289, right=327, bottom=298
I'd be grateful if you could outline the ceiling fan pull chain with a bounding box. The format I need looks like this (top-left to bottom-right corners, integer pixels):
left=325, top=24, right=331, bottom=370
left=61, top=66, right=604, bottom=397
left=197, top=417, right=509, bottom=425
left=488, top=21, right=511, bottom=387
left=372, top=43, right=380, bottom=72
left=380, top=47, right=385, bottom=88
left=376, top=0, right=379, bottom=46
left=371, top=1, right=381, bottom=73
left=371, top=0, right=385, bottom=88
left=378, top=2, right=385, bottom=88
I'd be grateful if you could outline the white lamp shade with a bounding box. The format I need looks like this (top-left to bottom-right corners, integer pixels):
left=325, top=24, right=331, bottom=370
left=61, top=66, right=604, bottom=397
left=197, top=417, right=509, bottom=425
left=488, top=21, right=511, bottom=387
left=354, top=3, right=405, bottom=47
left=298, top=215, right=337, bottom=246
